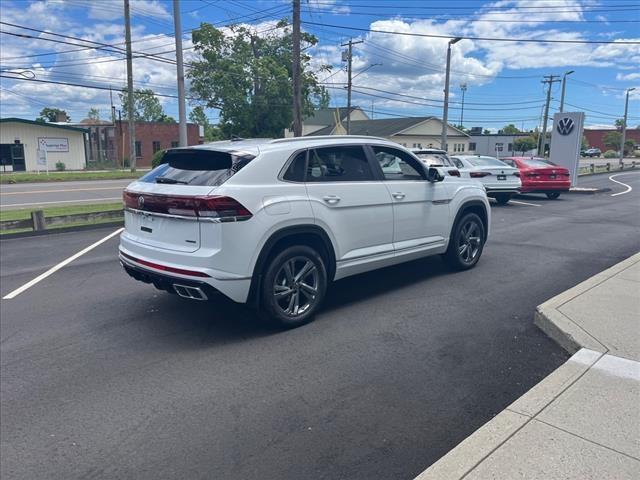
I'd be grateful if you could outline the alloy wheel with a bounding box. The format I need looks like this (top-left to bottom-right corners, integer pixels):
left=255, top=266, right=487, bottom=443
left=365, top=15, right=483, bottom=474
left=458, top=220, right=482, bottom=264
left=273, top=256, right=320, bottom=317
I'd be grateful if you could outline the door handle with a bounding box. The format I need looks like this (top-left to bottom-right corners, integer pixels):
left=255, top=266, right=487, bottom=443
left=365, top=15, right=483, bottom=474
left=322, top=195, right=341, bottom=205
left=392, top=192, right=406, bottom=200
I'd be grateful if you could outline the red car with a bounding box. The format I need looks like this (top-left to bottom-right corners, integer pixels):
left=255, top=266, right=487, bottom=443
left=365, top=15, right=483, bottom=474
left=500, top=157, right=571, bottom=199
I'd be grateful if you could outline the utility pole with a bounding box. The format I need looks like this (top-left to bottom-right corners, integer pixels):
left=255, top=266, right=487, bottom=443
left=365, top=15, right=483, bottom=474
left=538, top=74, right=560, bottom=157
left=441, top=37, right=461, bottom=152
left=620, top=87, right=636, bottom=166
left=291, top=0, right=302, bottom=137
left=559, top=70, right=574, bottom=113
left=173, top=0, right=187, bottom=147
left=341, top=38, right=363, bottom=135
left=124, top=0, right=136, bottom=172
left=459, top=83, right=467, bottom=128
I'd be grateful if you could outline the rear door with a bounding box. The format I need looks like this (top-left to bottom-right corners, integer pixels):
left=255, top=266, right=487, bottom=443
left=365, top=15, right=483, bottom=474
left=304, top=145, right=394, bottom=263
left=371, top=145, right=451, bottom=252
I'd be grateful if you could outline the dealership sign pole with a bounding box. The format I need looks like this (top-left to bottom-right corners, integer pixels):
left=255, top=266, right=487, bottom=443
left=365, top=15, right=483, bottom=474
left=549, top=111, right=585, bottom=187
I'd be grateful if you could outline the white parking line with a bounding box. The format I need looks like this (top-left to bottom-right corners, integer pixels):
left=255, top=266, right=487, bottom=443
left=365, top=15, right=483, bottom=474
left=609, top=172, right=638, bottom=197
left=510, top=200, right=542, bottom=207
left=2, top=228, right=124, bottom=300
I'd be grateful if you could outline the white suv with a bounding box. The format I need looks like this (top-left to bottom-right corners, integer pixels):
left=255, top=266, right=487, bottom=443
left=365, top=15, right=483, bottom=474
left=119, top=136, right=490, bottom=328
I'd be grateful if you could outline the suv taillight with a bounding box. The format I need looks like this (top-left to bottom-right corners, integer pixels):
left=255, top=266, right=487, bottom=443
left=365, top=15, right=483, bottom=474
left=448, top=169, right=460, bottom=177
left=470, top=171, right=491, bottom=178
left=123, top=191, right=252, bottom=221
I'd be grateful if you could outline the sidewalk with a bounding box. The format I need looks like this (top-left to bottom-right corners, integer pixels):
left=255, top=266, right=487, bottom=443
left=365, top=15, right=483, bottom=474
left=415, top=253, right=640, bottom=479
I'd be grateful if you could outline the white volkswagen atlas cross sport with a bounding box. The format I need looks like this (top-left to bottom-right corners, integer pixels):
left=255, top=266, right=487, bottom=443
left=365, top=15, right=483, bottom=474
left=119, top=136, right=490, bottom=328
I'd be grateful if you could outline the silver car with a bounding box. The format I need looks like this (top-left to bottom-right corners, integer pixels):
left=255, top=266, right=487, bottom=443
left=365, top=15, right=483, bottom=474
left=450, top=155, right=521, bottom=205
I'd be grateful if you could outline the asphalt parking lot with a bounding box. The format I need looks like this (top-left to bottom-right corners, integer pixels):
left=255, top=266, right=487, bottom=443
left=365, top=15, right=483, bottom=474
left=1, top=172, right=639, bottom=480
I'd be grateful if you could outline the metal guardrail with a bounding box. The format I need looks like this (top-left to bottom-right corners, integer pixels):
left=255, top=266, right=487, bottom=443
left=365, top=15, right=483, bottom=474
left=578, top=161, right=637, bottom=176
left=0, top=209, right=124, bottom=232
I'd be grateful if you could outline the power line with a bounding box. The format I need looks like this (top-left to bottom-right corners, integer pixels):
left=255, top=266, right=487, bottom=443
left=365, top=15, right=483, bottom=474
left=301, top=20, right=640, bottom=44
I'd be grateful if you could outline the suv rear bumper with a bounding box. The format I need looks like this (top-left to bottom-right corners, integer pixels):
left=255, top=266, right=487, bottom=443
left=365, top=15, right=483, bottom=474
left=119, top=247, right=251, bottom=303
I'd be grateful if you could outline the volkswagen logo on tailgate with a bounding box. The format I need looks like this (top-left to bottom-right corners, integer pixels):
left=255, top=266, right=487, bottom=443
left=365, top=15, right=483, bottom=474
left=138, top=196, right=145, bottom=209
left=556, top=117, right=575, bottom=136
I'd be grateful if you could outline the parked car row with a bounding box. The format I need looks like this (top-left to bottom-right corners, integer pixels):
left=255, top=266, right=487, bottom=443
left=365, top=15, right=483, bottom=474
left=119, top=137, right=571, bottom=328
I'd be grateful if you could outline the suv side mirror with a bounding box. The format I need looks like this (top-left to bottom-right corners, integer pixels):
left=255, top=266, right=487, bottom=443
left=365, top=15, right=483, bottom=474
left=427, top=167, right=445, bottom=182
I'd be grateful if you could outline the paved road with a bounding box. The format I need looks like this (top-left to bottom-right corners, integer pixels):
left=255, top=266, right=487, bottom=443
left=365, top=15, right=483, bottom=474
left=0, top=179, right=133, bottom=210
left=1, top=172, right=639, bottom=480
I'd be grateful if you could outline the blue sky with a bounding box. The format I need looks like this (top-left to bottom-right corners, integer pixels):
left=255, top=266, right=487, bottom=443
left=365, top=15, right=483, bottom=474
left=0, top=0, right=638, bottom=131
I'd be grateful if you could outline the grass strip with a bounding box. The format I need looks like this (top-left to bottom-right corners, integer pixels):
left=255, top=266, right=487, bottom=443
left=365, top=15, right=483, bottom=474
left=0, top=217, right=123, bottom=236
left=0, top=170, right=147, bottom=184
left=0, top=202, right=123, bottom=222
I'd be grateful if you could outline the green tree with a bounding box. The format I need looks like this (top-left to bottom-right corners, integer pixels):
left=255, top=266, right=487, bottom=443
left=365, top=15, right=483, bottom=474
left=119, top=88, right=173, bottom=122
left=188, top=21, right=328, bottom=138
left=501, top=124, right=519, bottom=134
left=581, top=135, right=589, bottom=150
left=87, top=107, right=100, bottom=122
left=189, top=106, right=221, bottom=141
left=513, top=136, right=537, bottom=154
left=603, top=131, right=622, bottom=149
left=36, top=107, right=69, bottom=122
left=314, top=86, right=331, bottom=109
left=614, top=118, right=624, bottom=129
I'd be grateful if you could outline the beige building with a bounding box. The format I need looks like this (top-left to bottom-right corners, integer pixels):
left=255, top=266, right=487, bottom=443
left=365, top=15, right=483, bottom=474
left=0, top=118, right=88, bottom=171
left=284, top=107, right=369, bottom=137
left=308, top=116, right=470, bottom=153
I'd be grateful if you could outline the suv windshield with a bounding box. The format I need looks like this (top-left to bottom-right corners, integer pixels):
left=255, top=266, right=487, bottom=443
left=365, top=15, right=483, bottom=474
left=140, top=149, right=256, bottom=187
left=468, top=156, right=509, bottom=167
left=414, top=153, right=453, bottom=167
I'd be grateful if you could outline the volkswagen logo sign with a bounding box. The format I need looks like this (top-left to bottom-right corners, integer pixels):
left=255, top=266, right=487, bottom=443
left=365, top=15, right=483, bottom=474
left=556, top=117, right=575, bottom=136
left=138, top=196, right=145, bottom=209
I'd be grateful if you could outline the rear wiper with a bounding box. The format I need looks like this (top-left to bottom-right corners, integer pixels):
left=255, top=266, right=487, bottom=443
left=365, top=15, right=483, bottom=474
left=155, top=176, right=188, bottom=184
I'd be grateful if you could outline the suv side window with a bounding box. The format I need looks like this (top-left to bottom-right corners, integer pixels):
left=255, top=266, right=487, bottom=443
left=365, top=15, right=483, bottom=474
left=307, top=146, right=374, bottom=182
left=373, top=146, right=425, bottom=180
left=452, top=157, right=464, bottom=169
left=282, top=150, right=307, bottom=182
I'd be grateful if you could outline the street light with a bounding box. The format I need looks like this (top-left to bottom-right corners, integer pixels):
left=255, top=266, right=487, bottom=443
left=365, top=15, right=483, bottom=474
left=441, top=37, right=462, bottom=152
left=620, top=87, right=636, bottom=166
left=459, top=83, right=468, bottom=129
left=559, top=70, right=574, bottom=113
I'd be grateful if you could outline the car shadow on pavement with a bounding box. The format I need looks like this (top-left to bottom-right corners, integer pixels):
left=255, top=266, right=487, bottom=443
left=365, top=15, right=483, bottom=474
left=125, top=255, right=452, bottom=346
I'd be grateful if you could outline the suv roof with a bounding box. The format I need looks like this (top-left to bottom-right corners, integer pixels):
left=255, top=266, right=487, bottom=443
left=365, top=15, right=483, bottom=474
left=184, top=135, right=402, bottom=155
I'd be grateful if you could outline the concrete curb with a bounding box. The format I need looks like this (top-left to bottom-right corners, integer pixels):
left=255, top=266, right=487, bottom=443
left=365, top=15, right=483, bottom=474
left=414, top=253, right=640, bottom=480
left=0, top=220, right=124, bottom=240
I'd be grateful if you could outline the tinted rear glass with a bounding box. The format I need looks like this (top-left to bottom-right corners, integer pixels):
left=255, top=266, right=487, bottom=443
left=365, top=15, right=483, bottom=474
left=468, top=156, right=509, bottom=167
left=522, top=158, right=555, bottom=167
left=139, top=149, right=255, bottom=186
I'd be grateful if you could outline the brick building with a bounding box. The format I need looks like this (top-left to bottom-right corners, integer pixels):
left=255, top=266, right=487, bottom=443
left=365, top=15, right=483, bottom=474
left=584, top=128, right=640, bottom=152
left=116, top=121, right=203, bottom=167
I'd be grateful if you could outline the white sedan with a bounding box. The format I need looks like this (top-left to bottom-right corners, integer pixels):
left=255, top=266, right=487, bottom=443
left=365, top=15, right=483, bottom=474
left=450, top=155, right=522, bottom=205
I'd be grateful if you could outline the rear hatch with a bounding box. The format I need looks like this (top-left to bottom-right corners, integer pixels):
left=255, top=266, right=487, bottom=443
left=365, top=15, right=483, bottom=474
left=520, top=158, right=570, bottom=181
left=123, top=147, right=256, bottom=253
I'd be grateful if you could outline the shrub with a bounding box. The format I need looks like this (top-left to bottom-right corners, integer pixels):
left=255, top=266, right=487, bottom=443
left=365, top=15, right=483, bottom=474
left=603, top=150, right=617, bottom=158
left=152, top=149, right=166, bottom=168
left=55, top=161, right=66, bottom=171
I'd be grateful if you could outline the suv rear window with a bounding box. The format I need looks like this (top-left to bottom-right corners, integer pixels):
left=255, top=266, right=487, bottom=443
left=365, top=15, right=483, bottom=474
left=139, top=149, right=255, bottom=186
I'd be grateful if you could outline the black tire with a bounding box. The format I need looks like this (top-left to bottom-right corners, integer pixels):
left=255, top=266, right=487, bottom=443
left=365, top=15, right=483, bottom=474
left=260, top=245, right=327, bottom=329
left=444, top=213, right=486, bottom=271
left=546, top=192, right=561, bottom=200
left=494, top=193, right=512, bottom=205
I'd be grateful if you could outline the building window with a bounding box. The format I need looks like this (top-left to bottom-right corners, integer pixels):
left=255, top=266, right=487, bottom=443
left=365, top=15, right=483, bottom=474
left=508, top=143, right=513, bottom=152
left=171, top=141, right=179, bottom=148
left=460, top=143, right=465, bottom=152
left=495, top=143, right=504, bottom=152
left=152, top=141, right=161, bottom=153
left=469, top=142, right=476, bottom=151
left=135, top=141, right=142, bottom=157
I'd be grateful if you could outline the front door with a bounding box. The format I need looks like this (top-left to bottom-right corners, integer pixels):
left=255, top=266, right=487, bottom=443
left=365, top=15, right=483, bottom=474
left=304, top=145, right=394, bottom=277
left=10, top=144, right=25, bottom=171
left=370, top=145, right=450, bottom=254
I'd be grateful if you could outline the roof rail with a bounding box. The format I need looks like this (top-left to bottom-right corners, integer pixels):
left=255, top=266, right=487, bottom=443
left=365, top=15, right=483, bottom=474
left=270, top=135, right=391, bottom=144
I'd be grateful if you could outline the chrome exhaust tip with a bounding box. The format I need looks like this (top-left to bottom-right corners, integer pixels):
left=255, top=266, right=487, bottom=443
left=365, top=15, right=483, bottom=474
left=173, top=284, right=208, bottom=301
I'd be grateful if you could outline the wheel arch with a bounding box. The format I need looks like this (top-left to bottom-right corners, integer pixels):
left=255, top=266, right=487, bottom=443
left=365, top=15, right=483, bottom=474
left=451, top=199, right=489, bottom=239
left=247, top=224, right=337, bottom=308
